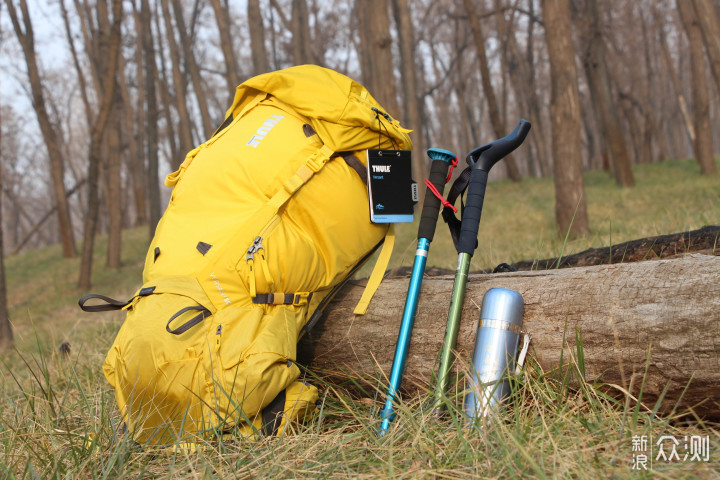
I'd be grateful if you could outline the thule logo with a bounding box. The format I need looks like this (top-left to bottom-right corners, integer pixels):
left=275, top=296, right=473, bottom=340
left=246, top=114, right=285, bottom=147
left=372, top=165, right=391, bottom=173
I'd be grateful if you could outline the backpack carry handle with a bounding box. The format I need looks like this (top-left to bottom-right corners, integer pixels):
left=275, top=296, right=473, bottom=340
left=457, top=120, right=531, bottom=255
left=418, top=148, right=456, bottom=242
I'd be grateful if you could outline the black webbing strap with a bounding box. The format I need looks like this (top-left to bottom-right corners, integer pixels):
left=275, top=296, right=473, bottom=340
left=78, top=294, right=132, bottom=312
left=340, top=152, right=367, bottom=184
left=252, top=292, right=313, bottom=306
left=261, top=389, right=287, bottom=437
left=441, top=166, right=472, bottom=251
left=79, top=286, right=156, bottom=313
left=165, top=306, right=211, bottom=335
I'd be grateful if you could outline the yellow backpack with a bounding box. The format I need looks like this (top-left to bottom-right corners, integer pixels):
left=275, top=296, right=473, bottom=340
left=79, top=65, right=412, bottom=445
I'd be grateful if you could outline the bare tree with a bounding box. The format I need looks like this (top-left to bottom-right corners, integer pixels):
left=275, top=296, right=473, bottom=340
left=541, top=0, right=590, bottom=236
left=171, top=0, right=214, bottom=139
left=209, top=0, right=242, bottom=94
left=356, top=0, right=400, bottom=119
left=138, top=0, right=163, bottom=235
left=4, top=0, right=77, bottom=258
left=248, top=0, right=271, bottom=75
left=692, top=0, right=720, bottom=95
left=462, top=0, right=521, bottom=181
left=0, top=87, right=13, bottom=349
left=575, top=0, right=635, bottom=187
left=678, top=0, right=717, bottom=175
left=291, top=0, right=314, bottom=64
left=390, top=0, right=427, bottom=180
left=78, top=0, right=123, bottom=289
left=160, top=0, right=195, bottom=165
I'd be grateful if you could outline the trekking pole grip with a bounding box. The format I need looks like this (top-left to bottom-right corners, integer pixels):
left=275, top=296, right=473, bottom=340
left=457, top=168, right=489, bottom=255
left=418, top=150, right=455, bottom=241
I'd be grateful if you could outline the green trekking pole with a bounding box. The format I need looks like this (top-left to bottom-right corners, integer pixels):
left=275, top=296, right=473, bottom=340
left=432, top=120, right=531, bottom=414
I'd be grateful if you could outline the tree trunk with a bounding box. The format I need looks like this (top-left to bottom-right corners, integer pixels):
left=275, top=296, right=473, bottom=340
left=390, top=0, right=427, bottom=181
left=577, top=0, right=635, bottom=187
left=0, top=102, right=13, bottom=349
left=356, top=0, right=400, bottom=120
left=291, top=0, right=313, bottom=65
left=121, top=25, right=148, bottom=227
left=4, top=0, right=77, bottom=258
left=248, top=0, right=271, bottom=75
left=299, top=254, right=720, bottom=418
left=541, top=0, right=590, bottom=236
left=171, top=0, right=214, bottom=139
left=78, top=0, right=123, bottom=290
left=209, top=0, right=241, bottom=98
left=462, top=0, right=521, bottom=182
left=658, top=16, right=696, bottom=148
left=160, top=0, right=195, bottom=165
left=105, top=90, right=123, bottom=269
left=678, top=0, right=717, bottom=175
left=139, top=0, right=162, bottom=236
left=692, top=0, right=720, bottom=96
left=495, top=0, right=549, bottom=179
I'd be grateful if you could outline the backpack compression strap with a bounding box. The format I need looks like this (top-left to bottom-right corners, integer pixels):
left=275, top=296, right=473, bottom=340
left=352, top=224, right=395, bottom=315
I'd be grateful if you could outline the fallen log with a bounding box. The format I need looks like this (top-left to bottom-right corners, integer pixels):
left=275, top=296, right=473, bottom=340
left=298, top=253, right=720, bottom=418
left=511, top=224, right=719, bottom=271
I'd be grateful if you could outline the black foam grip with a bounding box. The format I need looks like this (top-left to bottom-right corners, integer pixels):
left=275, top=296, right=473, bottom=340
left=457, top=168, right=489, bottom=255
left=471, top=120, right=531, bottom=171
left=418, top=160, right=453, bottom=241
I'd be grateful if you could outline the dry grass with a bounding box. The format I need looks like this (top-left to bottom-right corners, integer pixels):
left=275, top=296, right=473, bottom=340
left=1, top=158, right=719, bottom=478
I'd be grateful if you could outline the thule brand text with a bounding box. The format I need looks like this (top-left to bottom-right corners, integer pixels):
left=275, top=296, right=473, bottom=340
left=372, top=165, right=391, bottom=173
left=246, top=114, right=285, bottom=147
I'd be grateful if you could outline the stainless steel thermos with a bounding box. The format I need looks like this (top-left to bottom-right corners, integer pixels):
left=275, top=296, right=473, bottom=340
left=464, top=287, right=525, bottom=419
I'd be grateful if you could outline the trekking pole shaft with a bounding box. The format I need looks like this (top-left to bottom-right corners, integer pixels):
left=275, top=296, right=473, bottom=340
left=379, top=237, right=429, bottom=434
left=379, top=149, right=454, bottom=436
left=432, top=251, right=472, bottom=411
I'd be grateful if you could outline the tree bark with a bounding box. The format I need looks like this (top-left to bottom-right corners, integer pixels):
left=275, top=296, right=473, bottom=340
left=692, top=0, right=720, bottom=96
left=390, top=0, right=427, bottom=181
left=577, top=0, right=635, bottom=187
left=541, top=0, right=590, bottom=236
left=299, top=254, right=720, bottom=418
left=4, top=0, right=77, bottom=258
left=105, top=90, right=123, bottom=269
left=160, top=0, right=195, bottom=165
left=78, top=0, right=123, bottom=290
left=356, top=0, right=400, bottom=119
left=290, top=0, right=314, bottom=65
left=171, top=0, right=214, bottom=139
left=462, top=0, right=522, bottom=182
left=0, top=100, right=13, bottom=349
left=138, top=0, right=162, bottom=236
left=248, top=0, right=271, bottom=75
left=209, top=0, right=241, bottom=98
left=678, top=0, right=717, bottom=175
left=657, top=13, right=696, bottom=148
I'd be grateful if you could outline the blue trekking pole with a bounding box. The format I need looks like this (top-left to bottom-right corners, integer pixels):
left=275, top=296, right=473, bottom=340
left=379, top=148, right=458, bottom=436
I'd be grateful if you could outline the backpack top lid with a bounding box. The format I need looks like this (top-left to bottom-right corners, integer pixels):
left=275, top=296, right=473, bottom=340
left=225, top=64, right=413, bottom=153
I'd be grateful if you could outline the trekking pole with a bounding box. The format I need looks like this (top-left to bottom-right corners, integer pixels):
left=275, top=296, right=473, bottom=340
left=431, top=120, right=531, bottom=414
left=379, top=148, right=458, bottom=436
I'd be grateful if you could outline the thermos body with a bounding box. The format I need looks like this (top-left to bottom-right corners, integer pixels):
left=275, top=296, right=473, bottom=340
left=464, top=287, right=524, bottom=419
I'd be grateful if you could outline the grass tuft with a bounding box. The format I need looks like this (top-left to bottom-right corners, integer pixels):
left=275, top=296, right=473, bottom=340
left=1, top=159, right=719, bottom=477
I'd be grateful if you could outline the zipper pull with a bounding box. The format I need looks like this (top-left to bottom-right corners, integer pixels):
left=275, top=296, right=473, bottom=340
left=246, top=236, right=264, bottom=263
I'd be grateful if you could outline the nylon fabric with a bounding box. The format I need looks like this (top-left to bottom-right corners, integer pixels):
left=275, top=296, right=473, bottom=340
left=97, top=65, right=412, bottom=445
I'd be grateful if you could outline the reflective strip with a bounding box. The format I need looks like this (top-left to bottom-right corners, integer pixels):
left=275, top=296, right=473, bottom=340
left=480, top=318, right=523, bottom=335
left=416, top=248, right=428, bottom=258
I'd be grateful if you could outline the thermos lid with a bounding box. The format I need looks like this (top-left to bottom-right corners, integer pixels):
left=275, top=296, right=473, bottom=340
left=480, top=288, right=524, bottom=326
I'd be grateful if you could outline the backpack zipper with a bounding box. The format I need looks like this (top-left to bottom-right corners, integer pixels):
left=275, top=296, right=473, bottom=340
left=245, top=216, right=281, bottom=297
